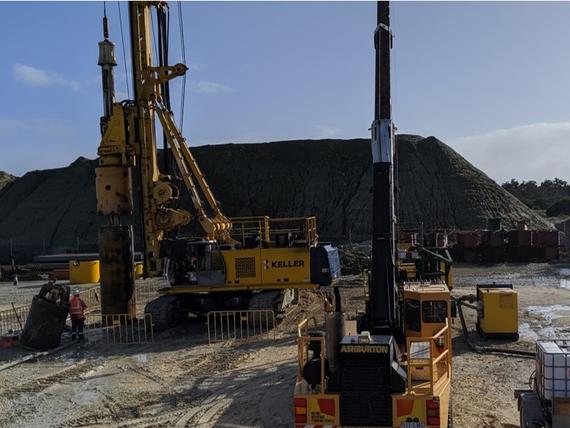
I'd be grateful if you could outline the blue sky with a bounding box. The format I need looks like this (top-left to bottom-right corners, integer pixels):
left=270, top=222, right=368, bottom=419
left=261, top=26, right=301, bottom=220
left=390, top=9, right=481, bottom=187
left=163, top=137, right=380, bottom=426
left=1, top=1, right=570, bottom=182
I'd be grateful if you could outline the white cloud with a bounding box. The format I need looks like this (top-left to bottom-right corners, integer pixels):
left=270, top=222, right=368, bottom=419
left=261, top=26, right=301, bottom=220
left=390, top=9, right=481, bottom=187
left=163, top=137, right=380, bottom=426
left=13, top=63, right=82, bottom=91
left=314, top=124, right=341, bottom=139
left=193, top=80, right=233, bottom=94
left=447, top=122, right=570, bottom=183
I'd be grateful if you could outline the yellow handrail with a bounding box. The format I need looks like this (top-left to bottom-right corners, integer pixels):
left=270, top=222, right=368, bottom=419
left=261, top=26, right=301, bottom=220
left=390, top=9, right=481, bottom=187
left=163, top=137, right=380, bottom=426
left=297, top=316, right=318, bottom=337
left=230, top=216, right=318, bottom=244
left=296, top=317, right=326, bottom=394
left=405, top=319, right=451, bottom=396
left=433, top=349, right=449, bottom=365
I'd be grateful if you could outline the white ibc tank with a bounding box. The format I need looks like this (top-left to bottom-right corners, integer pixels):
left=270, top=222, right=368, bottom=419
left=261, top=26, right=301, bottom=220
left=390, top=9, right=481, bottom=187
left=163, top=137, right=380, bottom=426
left=537, top=340, right=570, bottom=401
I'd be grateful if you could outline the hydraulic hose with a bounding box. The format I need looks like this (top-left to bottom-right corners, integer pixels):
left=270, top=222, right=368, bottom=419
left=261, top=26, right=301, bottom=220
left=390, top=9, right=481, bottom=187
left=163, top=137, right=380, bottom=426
left=455, top=299, right=536, bottom=358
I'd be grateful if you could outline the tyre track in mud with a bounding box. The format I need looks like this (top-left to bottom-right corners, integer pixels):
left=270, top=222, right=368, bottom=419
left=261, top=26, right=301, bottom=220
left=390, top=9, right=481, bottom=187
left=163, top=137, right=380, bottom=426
left=106, top=350, right=290, bottom=428
left=0, top=358, right=96, bottom=399
left=58, top=348, right=254, bottom=428
left=1, top=291, right=315, bottom=428
left=170, top=351, right=296, bottom=428
left=0, top=357, right=104, bottom=427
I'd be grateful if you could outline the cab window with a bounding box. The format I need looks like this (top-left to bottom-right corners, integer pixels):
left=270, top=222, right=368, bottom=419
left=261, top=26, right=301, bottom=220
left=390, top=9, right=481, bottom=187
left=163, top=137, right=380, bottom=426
left=405, top=299, right=421, bottom=332
left=422, top=300, right=447, bottom=323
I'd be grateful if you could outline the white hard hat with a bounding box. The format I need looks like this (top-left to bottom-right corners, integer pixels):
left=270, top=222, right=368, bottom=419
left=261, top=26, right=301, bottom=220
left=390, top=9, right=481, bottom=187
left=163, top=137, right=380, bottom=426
left=72, top=288, right=80, bottom=296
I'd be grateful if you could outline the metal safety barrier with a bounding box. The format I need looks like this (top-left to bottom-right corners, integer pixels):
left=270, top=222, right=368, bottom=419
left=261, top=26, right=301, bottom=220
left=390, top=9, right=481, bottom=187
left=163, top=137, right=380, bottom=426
left=0, top=285, right=99, bottom=337
left=0, top=282, right=157, bottom=340
left=78, top=286, right=100, bottom=311
left=79, top=282, right=162, bottom=318
left=0, top=289, right=36, bottom=306
left=0, top=304, right=28, bottom=336
left=85, top=313, right=154, bottom=345
left=134, top=281, right=163, bottom=316
left=207, top=310, right=276, bottom=344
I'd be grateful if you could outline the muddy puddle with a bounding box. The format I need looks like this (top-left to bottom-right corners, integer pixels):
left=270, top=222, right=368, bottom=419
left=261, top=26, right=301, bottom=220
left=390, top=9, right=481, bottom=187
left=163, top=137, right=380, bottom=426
left=559, top=267, right=570, bottom=288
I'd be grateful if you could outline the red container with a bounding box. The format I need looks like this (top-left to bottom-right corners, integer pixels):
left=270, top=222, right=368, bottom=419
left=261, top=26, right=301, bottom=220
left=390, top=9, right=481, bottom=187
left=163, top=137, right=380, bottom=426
left=533, top=230, right=560, bottom=247
left=508, top=230, right=532, bottom=247
left=545, top=246, right=560, bottom=260
left=450, top=246, right=464, bottom=262
left=507, top=246, right=532, bottom=262
left=0, top=333, right=19, bottom=348
left=482, top=247, right=504, bottom=264
left=456, top=232, right=466, bottom=247
left=531, top=246, right=547, bottom=261
left=489, top=231, right=505, bottom=248
left=463, top=232, right=481, bottom=249
left=464, top=249, right=480, bottom=263
left=480, top=231, right=491, bottom=247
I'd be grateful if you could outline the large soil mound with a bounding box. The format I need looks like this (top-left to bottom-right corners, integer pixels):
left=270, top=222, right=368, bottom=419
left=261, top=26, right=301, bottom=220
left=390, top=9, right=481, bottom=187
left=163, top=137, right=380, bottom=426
left=0, top=135, right=551, bottom=254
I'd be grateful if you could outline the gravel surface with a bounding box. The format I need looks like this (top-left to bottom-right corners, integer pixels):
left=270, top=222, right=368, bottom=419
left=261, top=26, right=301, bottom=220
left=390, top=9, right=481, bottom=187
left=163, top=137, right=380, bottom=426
left=0, top=264, right=568, bottom=427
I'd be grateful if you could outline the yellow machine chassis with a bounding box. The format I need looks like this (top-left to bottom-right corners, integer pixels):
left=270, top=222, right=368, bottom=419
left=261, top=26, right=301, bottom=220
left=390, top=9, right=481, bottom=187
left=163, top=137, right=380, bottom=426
left=293, top=284, right=452, bottom=428
left=157, top=215, right=327, bottom=295
left=161, top=283, right=318, bottom=295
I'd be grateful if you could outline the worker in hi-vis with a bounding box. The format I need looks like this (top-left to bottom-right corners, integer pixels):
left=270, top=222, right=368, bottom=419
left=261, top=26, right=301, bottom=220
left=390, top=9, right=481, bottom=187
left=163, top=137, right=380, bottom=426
left=69, top=289, right=87, bottom=341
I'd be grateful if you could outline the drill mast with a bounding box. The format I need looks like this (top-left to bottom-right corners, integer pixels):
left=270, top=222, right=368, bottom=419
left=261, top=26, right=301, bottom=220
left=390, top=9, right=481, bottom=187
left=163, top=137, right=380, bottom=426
left=97, top=1, right=232, bottom=279
left=368, top=1, right=398, bottom=335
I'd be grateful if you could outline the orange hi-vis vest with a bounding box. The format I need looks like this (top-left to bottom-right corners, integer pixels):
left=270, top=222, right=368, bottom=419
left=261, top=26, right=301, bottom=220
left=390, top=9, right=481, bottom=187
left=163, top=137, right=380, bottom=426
left=69, top=296, right=86, bottom=319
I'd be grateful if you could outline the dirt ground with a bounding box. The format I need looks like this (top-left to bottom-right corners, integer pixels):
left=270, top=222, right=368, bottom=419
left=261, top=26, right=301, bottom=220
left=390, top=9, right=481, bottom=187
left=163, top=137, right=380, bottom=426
left=0, top=263, right=569, bottom=428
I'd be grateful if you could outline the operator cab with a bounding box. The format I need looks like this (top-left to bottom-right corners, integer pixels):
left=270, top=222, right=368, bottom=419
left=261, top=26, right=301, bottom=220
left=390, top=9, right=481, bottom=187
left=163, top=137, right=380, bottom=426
left=161, top=238, right=225, bottom=286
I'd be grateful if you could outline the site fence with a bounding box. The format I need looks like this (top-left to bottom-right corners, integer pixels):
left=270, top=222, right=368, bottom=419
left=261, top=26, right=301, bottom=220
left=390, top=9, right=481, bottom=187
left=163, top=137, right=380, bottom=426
left=1, top=289, right=39, bottom=307
left=0, top=282, right=160, bottom=337
left=207, top=309, right=276, bottom=344
left=134, top=280, right=163, bottom=315
left=0, top=304, right=28, bottom=336
left=80, top=286, right=101, bottom=309
left=85, top=314, right=154, bottom=345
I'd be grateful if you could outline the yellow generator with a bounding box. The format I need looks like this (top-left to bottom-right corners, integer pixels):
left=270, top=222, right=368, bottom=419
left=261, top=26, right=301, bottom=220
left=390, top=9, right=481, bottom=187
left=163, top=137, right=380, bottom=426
left=476, top=283, right=518, bottom=340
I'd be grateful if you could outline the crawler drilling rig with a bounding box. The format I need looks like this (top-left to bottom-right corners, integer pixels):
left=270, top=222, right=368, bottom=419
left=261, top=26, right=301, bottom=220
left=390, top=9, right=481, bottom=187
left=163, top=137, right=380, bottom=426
left=293, top=2, right=453, bottom=427
left=95, top=1, right=340, bottom=329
